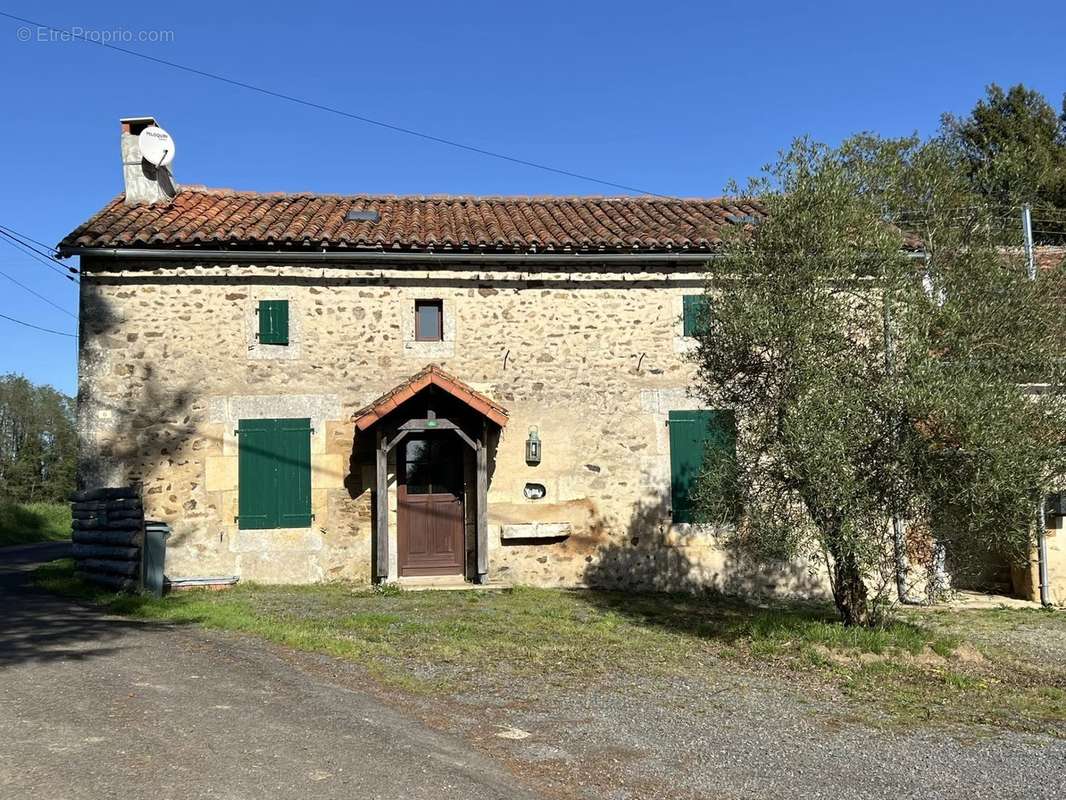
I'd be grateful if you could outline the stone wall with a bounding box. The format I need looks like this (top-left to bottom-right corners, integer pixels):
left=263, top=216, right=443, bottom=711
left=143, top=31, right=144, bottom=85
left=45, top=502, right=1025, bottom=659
left=76, top=258, right=832, bottom=597
left=1012, top=515, right=1066, bottom=605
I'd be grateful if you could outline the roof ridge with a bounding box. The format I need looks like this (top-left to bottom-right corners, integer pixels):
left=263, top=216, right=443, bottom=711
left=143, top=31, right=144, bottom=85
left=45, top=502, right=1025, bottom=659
left=173, top=184, right=745, bottom=204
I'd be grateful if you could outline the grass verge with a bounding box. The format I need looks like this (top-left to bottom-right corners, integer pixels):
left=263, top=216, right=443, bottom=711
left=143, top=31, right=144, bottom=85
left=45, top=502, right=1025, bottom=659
left=34, top=559, right=1065, bottom=735
left=0, top=502, right=71, bottom=547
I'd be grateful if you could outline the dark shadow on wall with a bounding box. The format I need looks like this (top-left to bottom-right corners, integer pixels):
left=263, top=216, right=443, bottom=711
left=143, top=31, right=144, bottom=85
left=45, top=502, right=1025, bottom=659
left=943, top=543, right=1014, bottom=594
left=81, top=364, right=195, bottom=485
left=582, top=493, right=697, bottom=592
left=581, top=487, right=827, bottom=600
left=78, top=289, right=197, bottom=494
left=576, top=488, right=839, bottom=643
left=88, top=269, right=713, bottom=286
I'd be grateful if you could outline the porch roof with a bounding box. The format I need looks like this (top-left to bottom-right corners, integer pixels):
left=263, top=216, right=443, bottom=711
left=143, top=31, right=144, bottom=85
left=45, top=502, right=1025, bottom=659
left=351, top=364, right=509, bottom=431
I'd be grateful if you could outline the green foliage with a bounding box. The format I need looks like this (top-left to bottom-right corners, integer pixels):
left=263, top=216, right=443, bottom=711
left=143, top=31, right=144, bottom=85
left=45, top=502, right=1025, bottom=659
left=33, top=558, right=88, bottom=595
left=372, top=581, right=404, bottom=597
left=886, top=144, right=1066, bottom=576
left=727, top=608, right=948, bottom=656
left=940, top=83, right=1066, bottom=219
left=0, top=502, right=71, bottom=547
left=0, top=374, right=76, bottom=504
left=690, top=134, right=1066, bottom=626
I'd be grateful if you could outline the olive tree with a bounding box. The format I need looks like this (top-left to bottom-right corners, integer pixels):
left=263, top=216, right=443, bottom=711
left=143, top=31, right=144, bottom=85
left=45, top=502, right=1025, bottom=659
left=690, top=136, right=1065, bottom=626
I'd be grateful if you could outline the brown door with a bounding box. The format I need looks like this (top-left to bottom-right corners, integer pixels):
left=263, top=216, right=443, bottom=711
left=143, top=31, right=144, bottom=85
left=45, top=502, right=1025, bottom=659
left=398, top=434, right=465, bottom=577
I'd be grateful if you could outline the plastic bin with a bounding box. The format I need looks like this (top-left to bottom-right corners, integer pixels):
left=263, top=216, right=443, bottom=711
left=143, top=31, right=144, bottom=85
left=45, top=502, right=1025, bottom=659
left=142, top=521, right=171, bottom=598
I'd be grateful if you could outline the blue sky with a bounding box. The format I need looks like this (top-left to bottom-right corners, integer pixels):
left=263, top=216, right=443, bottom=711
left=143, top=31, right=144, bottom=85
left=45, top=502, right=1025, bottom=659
left=1, top=1, right=1064, bottom=395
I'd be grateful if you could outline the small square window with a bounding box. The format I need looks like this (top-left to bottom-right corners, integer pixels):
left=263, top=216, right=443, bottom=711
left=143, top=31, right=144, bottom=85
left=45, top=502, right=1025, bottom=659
left=682, top=295, right=708, bottom=337
left=415, top=299, right=443, bottom=342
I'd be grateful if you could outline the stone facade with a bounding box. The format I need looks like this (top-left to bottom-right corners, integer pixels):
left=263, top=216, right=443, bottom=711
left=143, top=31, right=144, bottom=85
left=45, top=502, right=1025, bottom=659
left=72, top=256, right=830, bottom=597
left=1012, top=516, right=1066, bottom=605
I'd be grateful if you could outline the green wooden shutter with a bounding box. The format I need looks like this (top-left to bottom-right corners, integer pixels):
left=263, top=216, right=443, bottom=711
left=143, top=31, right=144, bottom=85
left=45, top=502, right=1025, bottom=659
left=276, top=418, right=313, bottom=528
left=258, top=300, right=289, bottom=345
left=668, top=410, right=736, bottom=523
left=682, top=295, right=707, bottom=337
left=237, top=417, right=312, bottom=530
left=238, top=419, right=280, bottom=529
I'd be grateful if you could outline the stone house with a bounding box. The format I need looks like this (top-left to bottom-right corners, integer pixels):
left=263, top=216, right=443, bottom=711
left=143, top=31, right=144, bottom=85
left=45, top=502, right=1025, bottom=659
left=59, top=118, right=1061, bottom=601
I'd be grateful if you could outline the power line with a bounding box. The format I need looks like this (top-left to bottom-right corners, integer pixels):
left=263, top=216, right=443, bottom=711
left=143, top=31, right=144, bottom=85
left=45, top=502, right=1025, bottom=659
left=0, top=311, right=76, bottom=338
left=0, top=232, right=77, bottom=282
left=890, top=209, right=1066, bottom=229
left=0, top=11, right=671, bottom=199
left=0, top=223, right=62, bottom=255
left=0, top=226, right=76, bottom=270
left=0, top=224, right=78, bottom=273
left=0, top=268, right=77, bottom=318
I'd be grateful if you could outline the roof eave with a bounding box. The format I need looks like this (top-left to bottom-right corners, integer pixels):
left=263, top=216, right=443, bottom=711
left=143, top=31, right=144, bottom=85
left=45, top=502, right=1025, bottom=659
left=59, top=245, right=723, bottom=266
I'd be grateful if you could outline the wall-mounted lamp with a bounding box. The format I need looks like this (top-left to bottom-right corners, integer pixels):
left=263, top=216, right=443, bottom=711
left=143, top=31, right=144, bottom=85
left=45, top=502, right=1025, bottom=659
left=525, top=426, right=542, bottom=465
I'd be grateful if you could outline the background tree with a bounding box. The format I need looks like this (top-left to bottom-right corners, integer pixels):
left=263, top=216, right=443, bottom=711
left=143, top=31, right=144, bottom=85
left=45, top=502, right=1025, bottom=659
left=691, top=135, right=1065, bottom=626
left=0, top=374, right=76, bottom=504
left=940, top=83, right=1066, bottom=219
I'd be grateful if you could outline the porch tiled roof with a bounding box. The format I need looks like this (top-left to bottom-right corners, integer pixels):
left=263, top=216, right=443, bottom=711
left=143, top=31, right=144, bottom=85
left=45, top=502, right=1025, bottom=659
left=352, top=365, right=509, bottom=430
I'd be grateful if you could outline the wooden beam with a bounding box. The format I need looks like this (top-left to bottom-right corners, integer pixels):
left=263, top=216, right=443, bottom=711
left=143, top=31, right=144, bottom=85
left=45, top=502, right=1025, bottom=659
left=453, top=426, right=479, bottom=452
left=375, top=431, right=389, bottom=581
left=397, top=418, right=478, bottom=450
left=384, top=429, right=409, bottom=453
left=400, top=418, right=460, bottom=431
left=475, top=422, right=488, bottom=581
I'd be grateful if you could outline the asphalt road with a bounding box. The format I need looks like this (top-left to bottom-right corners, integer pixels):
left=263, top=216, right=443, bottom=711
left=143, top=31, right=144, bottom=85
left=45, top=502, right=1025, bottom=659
left=0, top=544, right=539, bottom=800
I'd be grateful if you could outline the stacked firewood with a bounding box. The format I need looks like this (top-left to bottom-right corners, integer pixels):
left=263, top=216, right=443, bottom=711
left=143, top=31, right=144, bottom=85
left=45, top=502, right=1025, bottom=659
left=70, top=487, right=144, bottom=591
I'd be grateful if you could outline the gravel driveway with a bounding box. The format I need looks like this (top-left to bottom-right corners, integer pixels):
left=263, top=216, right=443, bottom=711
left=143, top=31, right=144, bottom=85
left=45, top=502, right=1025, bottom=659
left=3, top=544, right=1063, bottom=800
left=0, top=544, right=538, bottom=800
left=450, top=673, right=1066, bottom=800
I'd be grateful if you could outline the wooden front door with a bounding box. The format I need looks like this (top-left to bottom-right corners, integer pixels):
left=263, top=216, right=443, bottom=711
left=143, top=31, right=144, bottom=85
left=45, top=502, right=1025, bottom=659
left=397, top=434, right=465, bottom=577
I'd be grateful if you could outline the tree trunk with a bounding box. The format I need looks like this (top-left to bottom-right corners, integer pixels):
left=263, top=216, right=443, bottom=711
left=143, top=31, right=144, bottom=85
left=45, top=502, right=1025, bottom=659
left=830, top=549, right=870, bottom=626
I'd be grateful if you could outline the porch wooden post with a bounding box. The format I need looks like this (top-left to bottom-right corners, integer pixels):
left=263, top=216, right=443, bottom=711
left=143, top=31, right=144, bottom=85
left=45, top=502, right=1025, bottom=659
left=374, top=430, right=389, bottom=582
left=475, top=422, right=489, bottom=583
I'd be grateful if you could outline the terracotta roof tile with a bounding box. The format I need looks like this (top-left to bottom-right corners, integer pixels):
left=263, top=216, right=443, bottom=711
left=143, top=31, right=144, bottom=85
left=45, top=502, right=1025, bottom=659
left=59, top=186, right=767, bottom=254
left=353, top=365, right=509, bottom=431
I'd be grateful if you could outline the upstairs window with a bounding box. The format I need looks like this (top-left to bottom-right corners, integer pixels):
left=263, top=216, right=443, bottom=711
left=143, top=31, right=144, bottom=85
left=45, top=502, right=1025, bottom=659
left=258, top=300, right=289, bottom=345
left=415, top=299, right=443, bottom=342
left=682, top=295, right=708, bottom=337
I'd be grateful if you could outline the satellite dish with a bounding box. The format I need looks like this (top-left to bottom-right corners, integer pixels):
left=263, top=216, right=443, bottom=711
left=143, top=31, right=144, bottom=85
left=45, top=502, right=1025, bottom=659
left=138, top=125, right=175, bottom=168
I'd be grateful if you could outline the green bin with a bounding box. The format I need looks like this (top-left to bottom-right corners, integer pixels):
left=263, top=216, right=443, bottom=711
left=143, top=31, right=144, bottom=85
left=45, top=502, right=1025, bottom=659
left=143, top=521, right=171, bottom=598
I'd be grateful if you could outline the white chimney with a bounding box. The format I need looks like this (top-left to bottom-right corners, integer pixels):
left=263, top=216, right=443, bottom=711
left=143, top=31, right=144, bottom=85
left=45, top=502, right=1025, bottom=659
left=120, top=116, right=177, bottom=205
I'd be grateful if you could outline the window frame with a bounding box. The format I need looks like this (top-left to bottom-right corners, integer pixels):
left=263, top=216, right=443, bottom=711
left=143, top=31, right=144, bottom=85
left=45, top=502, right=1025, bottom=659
left=414, top=299, right=444, bottom=342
